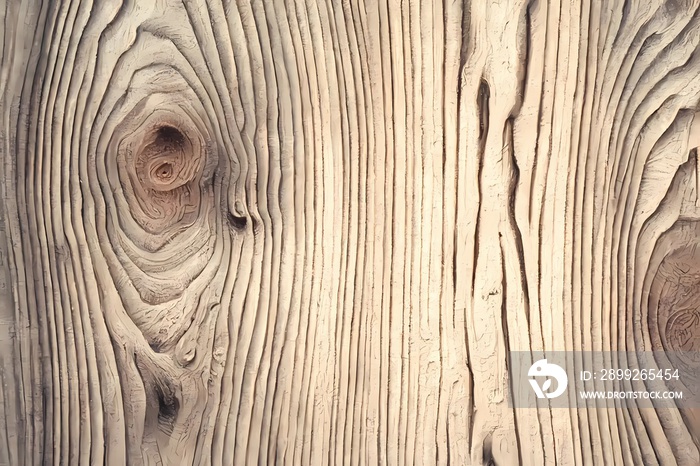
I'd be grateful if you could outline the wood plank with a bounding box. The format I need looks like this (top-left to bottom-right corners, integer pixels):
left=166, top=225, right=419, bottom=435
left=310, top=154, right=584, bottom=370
left=1, top=0, right=699, bottom=464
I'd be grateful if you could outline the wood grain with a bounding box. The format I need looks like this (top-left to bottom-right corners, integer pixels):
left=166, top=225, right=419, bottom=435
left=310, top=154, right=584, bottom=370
left=1, top=0, right=700, bottom=464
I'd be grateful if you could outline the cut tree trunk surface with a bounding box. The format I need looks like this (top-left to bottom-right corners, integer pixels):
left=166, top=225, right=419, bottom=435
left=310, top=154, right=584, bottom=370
left=1, top=0, right=700, bottom=465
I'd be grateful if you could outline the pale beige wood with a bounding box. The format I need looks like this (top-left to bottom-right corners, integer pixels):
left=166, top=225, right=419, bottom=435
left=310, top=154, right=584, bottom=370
left=1, top=0, right=699, bottom=465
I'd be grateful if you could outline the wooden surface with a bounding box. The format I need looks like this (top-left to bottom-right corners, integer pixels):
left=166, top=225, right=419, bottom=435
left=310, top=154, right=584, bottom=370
left=1, top=0, right=700, bottom=464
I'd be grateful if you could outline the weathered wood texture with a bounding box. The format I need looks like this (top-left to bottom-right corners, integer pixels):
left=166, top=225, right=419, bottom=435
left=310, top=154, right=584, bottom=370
left=2, top=0, right=700, bottom=464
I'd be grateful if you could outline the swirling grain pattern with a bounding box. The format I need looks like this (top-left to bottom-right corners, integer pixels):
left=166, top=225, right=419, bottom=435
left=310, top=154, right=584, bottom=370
left=1, top=0, right=700, bottom=465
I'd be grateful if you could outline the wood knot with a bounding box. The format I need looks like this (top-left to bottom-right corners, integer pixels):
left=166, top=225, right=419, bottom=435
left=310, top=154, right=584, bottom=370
left=136, top=125, right=195, bottom=192
left=120, top=117, right=208, bottom=233
left=650, top=234, right=700, bottom=357
left=226, top=200, right=249, bottom=230
left=666, top=308, right=700, bottom=352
